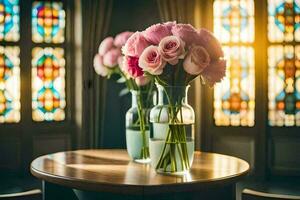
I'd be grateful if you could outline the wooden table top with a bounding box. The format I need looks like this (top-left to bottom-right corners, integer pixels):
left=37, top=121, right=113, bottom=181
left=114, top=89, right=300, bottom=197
left=31, top=149, right=250, bottom=194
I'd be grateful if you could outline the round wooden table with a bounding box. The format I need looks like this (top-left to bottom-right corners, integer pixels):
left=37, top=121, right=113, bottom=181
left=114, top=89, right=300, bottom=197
left=31, top=149, right=249, bottom=200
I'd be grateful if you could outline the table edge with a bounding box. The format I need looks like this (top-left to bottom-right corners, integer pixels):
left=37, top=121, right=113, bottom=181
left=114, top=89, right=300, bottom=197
left=30, top=149, right=250, bottom=194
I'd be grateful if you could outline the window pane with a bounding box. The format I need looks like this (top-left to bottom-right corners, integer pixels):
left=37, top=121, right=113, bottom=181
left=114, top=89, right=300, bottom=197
left=268, top=0, right=300, bottom=42
left=214, top=46, right=255, bottom=126
left=0, top=46, right=20, bottom=123
left=213, top=0, right=254, bottom=43
left=32, top=47, right=65, bottom=122
left=213, top=0, right=255, bottom=127
left=0, top=0, right=20, bottom=42
left=32, top=1, right=65, bottom=43
left=268, top=1, right=300, bottom=126
left=268, top=45, right=300, bottom=126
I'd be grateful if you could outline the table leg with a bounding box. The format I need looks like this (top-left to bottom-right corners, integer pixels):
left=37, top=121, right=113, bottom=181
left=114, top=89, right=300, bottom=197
left=43, top=181, right=78, bottom=200
left=73, top=190, right=143, bottom=200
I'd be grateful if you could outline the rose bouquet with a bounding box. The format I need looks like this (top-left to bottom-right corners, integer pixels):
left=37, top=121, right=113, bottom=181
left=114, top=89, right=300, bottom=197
left=122, top=22, right=226, bottom=174
left=93, top=31, right=154, bottom=162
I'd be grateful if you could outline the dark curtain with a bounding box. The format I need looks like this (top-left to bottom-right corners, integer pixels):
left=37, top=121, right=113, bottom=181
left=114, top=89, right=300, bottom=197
left=100, top=0, right=162, bottom=149
left=81, top=0, right=113, bottom=148
left=156, top=0, right=196, bottom=24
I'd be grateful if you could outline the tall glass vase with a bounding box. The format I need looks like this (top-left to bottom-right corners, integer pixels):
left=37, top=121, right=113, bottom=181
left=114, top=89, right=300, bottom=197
left=149, top=84, right=195, bottom=175
left=125, top=90, right=151, bottom=163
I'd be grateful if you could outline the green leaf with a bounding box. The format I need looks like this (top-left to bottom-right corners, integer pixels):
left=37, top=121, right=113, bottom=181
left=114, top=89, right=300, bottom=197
left=116, top=77, right=126, bottom=83
left=119, top=88, right=129, bottom=97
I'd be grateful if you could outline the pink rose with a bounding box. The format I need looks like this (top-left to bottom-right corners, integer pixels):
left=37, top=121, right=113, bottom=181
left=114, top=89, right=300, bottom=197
left=118, top=56, right=131, bottom=78
left=93, top=54, right=108, bottom=77
left=201, top=59, right=226, bottom=86
left=139, top=45, right=166, bottom=75
left=171, top=24, right=201, bottom=47
left=135, top=75, right=150, bottom=86
left=143, top=23, right=171, bottom=44
left=122, top=32, right=150, bottom=57
left=183, top=45, right=210, bottom=75
left=123, top=56, right=144, bottom=78
left=114, top=31, right=134, bottom=47
left=98, top=37, right=114, bottom=56
left=163, top=21, right=176, bottom=31
left=118, top=56, right=124, bottom=70
left=159, top=35, right=185, bottom=65
left=103, top=48, right=121, bottom=67
left=197, top=28, right=224, bottom=60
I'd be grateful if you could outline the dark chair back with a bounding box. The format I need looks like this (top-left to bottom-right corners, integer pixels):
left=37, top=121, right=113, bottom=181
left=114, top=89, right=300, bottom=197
left=243, top=189, right=300, bottom=200
left=0, top=189, right=42, bottom=200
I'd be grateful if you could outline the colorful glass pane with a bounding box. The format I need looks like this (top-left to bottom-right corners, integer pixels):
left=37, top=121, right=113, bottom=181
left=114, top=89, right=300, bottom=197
left=0, top=46, right=20, bottom=123
left=214, top=46, right=255, bottom=126
left=213, top=0, right=254, bottom=43
left=32, top=1, right=65, bottom=43
left=268, top=0, right=300, bottom=42
left=0, top=0, right=19, bottom=41
left=213, top=0, right=255, bottom=126
left=268, top=45, right=300, bottom=126
left=32, top=47, right=65, bottom=121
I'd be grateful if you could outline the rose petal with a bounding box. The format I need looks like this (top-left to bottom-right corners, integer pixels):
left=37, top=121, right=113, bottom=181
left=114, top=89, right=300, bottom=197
left=143, top=23, right=171, bottom=44
left=114, top=31, right=134, bottom=47
left=123, top=32, right=150, bottom=57
left=171, top=24, right=201, bottom=47
left=103, top=48, right=121, bottom=67
left=98, top=37, right=114, bottom=56
left=139, top=45, right=166, bottom=75
left=123, top=56, right=144, bottom=78
left=135, top=75, right=150, bottom=86
left=94, top=54, right=109, bottom=77
left=158, top=35, right=185, bottom=65
left=197, top=28, right=224, bottom=60
left=201, top=59, right=227, bottom=86
left=183, top=46, right=210, bottom=75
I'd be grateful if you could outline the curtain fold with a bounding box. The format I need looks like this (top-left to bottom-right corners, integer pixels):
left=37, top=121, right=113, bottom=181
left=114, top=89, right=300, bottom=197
left=81, top=0, right=113, bottom=148
left=156, top=0, right=196, bottom=24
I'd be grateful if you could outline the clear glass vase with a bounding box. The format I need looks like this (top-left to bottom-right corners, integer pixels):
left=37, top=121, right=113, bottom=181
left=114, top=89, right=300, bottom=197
left=125, top=90, right=151, bottom=163
left=149, top=84, right=195, bottom=175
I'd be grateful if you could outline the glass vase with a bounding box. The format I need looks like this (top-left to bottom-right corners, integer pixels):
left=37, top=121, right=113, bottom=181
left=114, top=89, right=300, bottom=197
left=149, top=84, right=195, bottom=175
left=125, top=90, right=151, bottom=163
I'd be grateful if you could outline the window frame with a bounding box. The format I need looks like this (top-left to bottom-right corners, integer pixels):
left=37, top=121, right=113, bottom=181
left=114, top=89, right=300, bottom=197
left=0, top=0, right=75, bottom=128
left=199, top=0, right=268, bottom=178
left=0, top=0, right=76, bottom=175
left=200, top=0, right=300, bottom=179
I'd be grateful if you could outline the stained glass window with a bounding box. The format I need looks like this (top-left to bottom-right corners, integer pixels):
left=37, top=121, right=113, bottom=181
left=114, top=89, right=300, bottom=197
left=32, top=47, right=65, bottom=122
left=268, top=0, right=300, bottom=42
left=32, top=1, right=65, bottom=43
left=268, top=0, right=300, bottom=126
left=31, top=1, right=66, bottom=122
left=214, top=46, right=255, bottom=126
left=0, top=46, right=20, bottom=123
left=213, top=0, right=255, bottom=126
left=0, top=0, right=20, bottom=42
left=268, top=46, right=300, bottom=126
left=213, top=0, right=254, bottom=43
